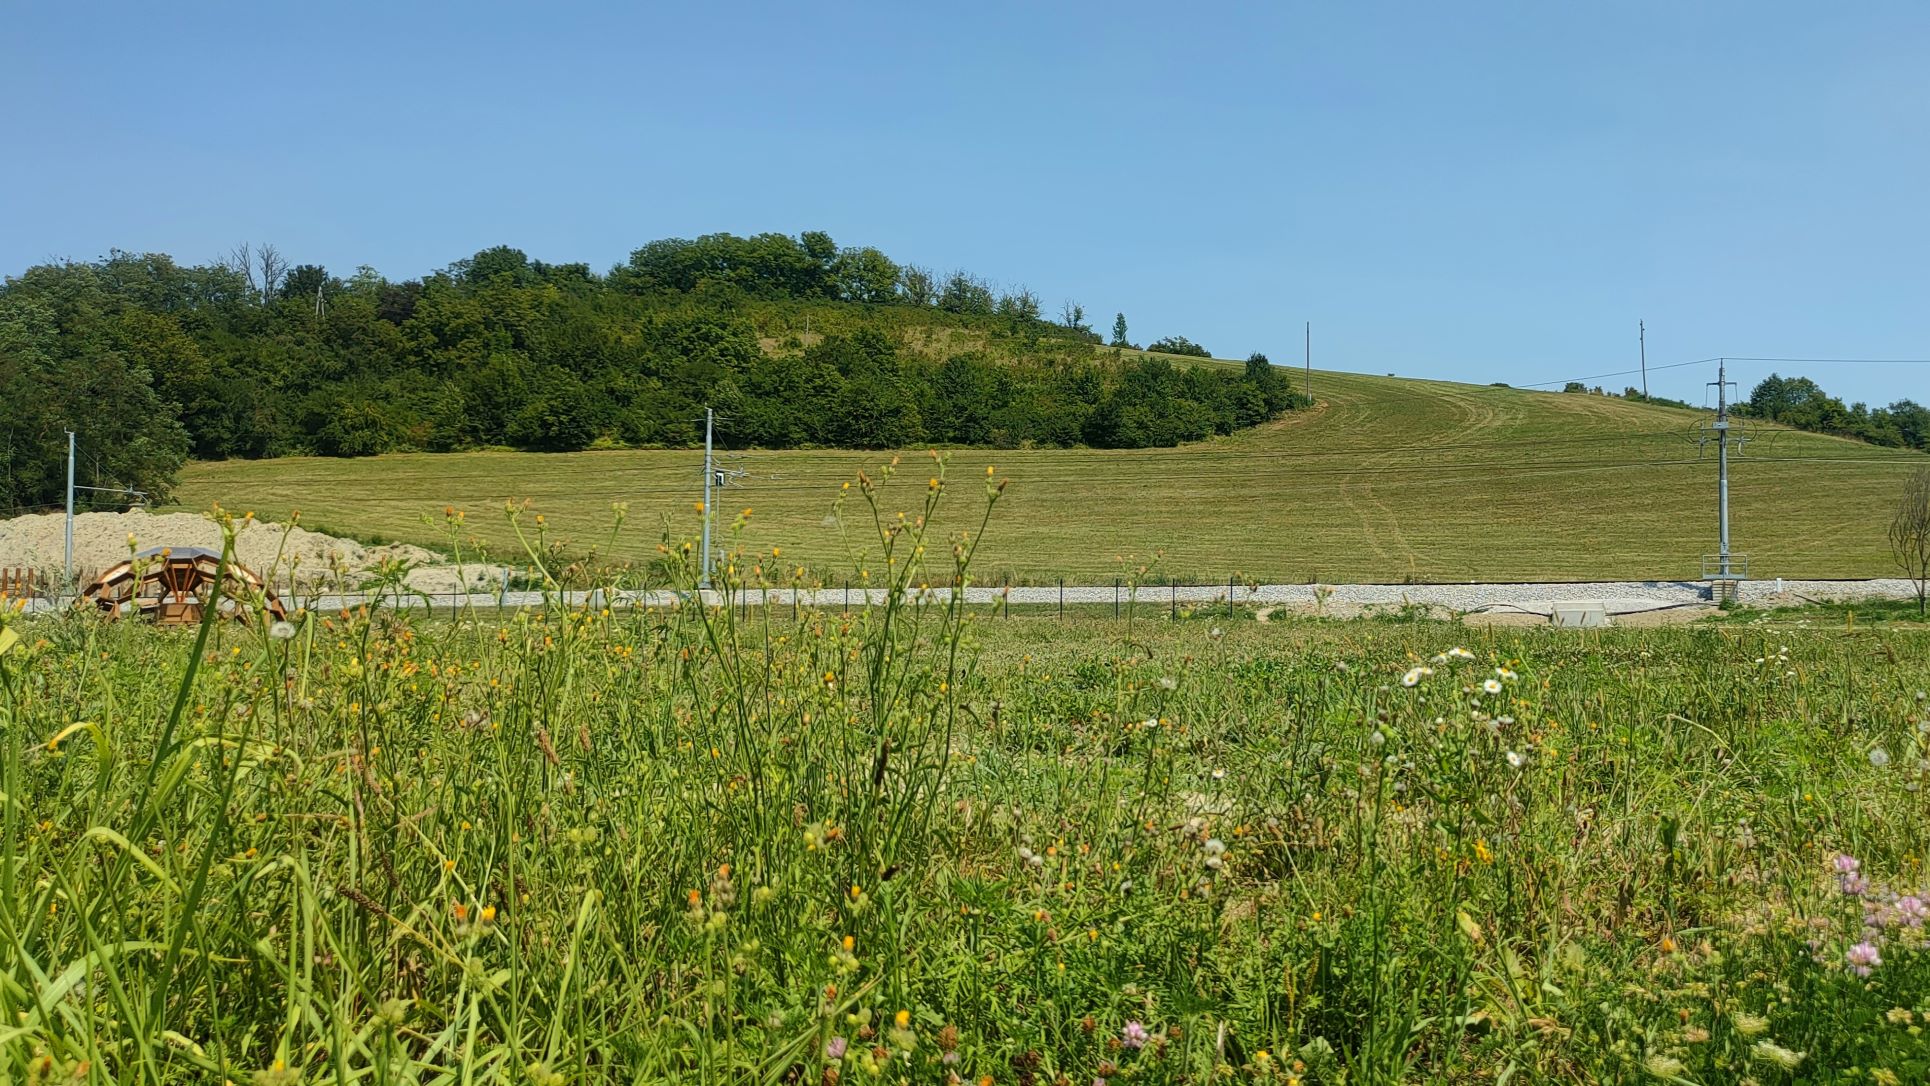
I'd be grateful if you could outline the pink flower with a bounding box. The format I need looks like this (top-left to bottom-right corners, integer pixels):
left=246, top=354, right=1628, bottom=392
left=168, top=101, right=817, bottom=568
left=1836, top=856, right=1868, bottom=896
left=1122, top=1021, right=1149, bottom=1049
left=825, top=1036, right=848, bottom=1060
left=1847, top=941, right=1882, bottom=976
left=1899, top=896, right=1928, bottom=926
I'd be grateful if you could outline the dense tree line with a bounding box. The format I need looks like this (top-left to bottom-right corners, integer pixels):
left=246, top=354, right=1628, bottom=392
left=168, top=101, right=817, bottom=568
left=1735, top=373, right=1930, bottom=451
left=0, top=233, right=1298, bottom=509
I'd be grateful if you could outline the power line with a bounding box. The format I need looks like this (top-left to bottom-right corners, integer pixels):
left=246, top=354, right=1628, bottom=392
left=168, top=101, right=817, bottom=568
left=566, top=449, right=1920, bottom=500
left=1454, top=352, right=1930, bottom=397
left=1719, top=356, right=1930, bottom=366
left=1510, top=357, right=1718, bottom=390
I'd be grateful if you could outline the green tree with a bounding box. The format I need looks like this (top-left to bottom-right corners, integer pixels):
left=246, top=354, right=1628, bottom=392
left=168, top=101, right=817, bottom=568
left=899, top=265, right=936, bottom=307
left=280, top=264, right=331, bottom=303
left=1146, top=335, right=1209, bottom=357
left=1060, top=300, right=1087, bottom=333
left=0, top=269, right=190, bottom=505
left=1111, top=312, right=1129, bottom=348
left=833, top=247, right=901, bottom=304
left=508, top=372, right=598, bottom=451
left=939, top=272, right=995, bottom=315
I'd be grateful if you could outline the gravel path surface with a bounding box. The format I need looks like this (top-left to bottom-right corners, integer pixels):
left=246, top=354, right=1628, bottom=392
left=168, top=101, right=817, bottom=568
left=16, top=575, right=1921, bottom=617
left=177, top=577, right=1930, bottom=613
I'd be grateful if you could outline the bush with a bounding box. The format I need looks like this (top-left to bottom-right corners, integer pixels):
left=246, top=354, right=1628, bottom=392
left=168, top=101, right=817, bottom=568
left=1146, top=335, right=1210, bottom=357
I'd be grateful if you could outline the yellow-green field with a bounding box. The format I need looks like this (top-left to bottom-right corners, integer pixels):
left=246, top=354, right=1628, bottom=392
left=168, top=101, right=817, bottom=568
left=174, top=368, right=1928, bottom=583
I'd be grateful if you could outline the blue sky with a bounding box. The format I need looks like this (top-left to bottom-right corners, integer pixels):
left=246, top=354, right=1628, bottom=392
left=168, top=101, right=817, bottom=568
left=3, top=1, right=1927, bottom=406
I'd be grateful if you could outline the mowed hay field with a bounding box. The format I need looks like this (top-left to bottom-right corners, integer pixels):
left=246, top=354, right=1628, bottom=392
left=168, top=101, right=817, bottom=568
left=174, top=368, right=1930, bottom=583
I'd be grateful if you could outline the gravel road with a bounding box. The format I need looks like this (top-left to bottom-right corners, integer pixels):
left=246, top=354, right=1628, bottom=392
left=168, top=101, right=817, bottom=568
left=18, top=577, right=1920, bottom=617
left=174, top=576, right=1930, bottom=614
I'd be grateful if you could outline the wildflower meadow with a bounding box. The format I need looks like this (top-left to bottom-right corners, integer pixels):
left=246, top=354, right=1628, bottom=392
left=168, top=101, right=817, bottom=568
left=3, top=461, right=1929, bottom=1085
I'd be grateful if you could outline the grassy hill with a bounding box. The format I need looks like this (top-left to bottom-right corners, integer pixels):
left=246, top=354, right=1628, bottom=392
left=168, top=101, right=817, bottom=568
left=170, top=356, right=1929, bottom=584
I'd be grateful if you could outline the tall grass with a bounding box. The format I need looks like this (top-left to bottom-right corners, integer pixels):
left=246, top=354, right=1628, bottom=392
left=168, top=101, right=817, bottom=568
left=3, top=466, right=1930, bottom=1084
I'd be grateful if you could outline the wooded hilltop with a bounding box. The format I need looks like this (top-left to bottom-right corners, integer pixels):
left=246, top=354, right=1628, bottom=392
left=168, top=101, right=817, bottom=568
left=1, top=232, right=1303, bottom=508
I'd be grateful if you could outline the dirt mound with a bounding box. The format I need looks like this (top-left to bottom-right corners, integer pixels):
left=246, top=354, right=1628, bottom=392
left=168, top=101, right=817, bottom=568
left=0, top=510, right=500, bottom=593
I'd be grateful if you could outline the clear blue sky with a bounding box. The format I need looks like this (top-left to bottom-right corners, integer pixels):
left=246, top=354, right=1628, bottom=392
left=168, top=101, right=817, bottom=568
left=4, top=1, right=1927, bottom=406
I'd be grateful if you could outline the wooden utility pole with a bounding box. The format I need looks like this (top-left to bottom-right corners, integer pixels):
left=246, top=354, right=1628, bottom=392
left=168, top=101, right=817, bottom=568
left=1639, top=320, right=1648, bottom=398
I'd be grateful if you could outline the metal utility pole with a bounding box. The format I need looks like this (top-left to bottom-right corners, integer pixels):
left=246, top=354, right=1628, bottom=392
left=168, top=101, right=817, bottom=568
left=700, top=407, right=714, bottom=589
left=64, top=430, right=75, bottom=590
left=59, top=429, right=147, bottom=595
left=1716, top=362, right=1731, bottom=577
left=1701, top=358, right=1746, bottom=588
left=1638, top=320, right=1648, bottom=399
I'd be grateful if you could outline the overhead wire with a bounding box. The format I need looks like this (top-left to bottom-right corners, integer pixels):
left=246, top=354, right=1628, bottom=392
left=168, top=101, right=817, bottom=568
left=1507, top=357, right=1719, bottom=390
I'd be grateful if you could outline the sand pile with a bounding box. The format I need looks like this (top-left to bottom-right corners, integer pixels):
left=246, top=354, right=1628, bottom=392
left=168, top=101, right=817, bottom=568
left=0, top=511, right=503, bottom=594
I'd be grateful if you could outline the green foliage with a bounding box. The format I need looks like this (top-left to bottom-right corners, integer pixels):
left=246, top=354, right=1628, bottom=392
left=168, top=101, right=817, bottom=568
left=1145, top=334, right=1210, bottom=358
left=1, top=233, right=1305, bottom=502
left=1621, top=386, right=1696, bottom=410
left=0, top=256, right=195, bottom=510
left=1739, top=372, right=1930, bottom=452
left=0, top=233, right=1312, bottom=505
left=938, top=271, right=996, bottom=315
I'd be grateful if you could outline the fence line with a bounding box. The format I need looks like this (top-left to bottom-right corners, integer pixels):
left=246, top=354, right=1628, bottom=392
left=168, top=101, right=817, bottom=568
left=8, top=569, right=1918, bottom=618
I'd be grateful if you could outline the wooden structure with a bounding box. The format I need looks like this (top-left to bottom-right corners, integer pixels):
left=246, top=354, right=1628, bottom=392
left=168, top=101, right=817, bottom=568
left=82, top=547, right=286, bottom=625
left=1, top=568, right=49, bottom=598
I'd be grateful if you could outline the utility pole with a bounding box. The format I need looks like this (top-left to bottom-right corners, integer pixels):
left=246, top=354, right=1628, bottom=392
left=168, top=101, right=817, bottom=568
left=1715, top=359, right=1730, bottom=578
left=700, top=407, right=714, bottom=589
left=1304, top=321, right=1312, bottom=401
left=1702, top=358, right=1746, bottom=590
left=64, top=430, right=75, bottom=591
left=59, top=429, right=147, bottom=596
left=1639, top=320, right=1647, bottom=399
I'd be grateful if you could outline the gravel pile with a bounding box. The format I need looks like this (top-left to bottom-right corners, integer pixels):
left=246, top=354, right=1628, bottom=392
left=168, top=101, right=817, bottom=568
left=0, top=510, right=501, bottom=594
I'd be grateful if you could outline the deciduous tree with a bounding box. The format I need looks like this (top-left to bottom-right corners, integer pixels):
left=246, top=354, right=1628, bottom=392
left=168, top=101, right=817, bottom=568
left=1891, top=466, right=1930, bottom=616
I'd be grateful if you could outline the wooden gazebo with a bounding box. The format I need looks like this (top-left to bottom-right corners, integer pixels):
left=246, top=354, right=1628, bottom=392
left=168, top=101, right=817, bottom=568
left=83, top=547, right=286, bottom=625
